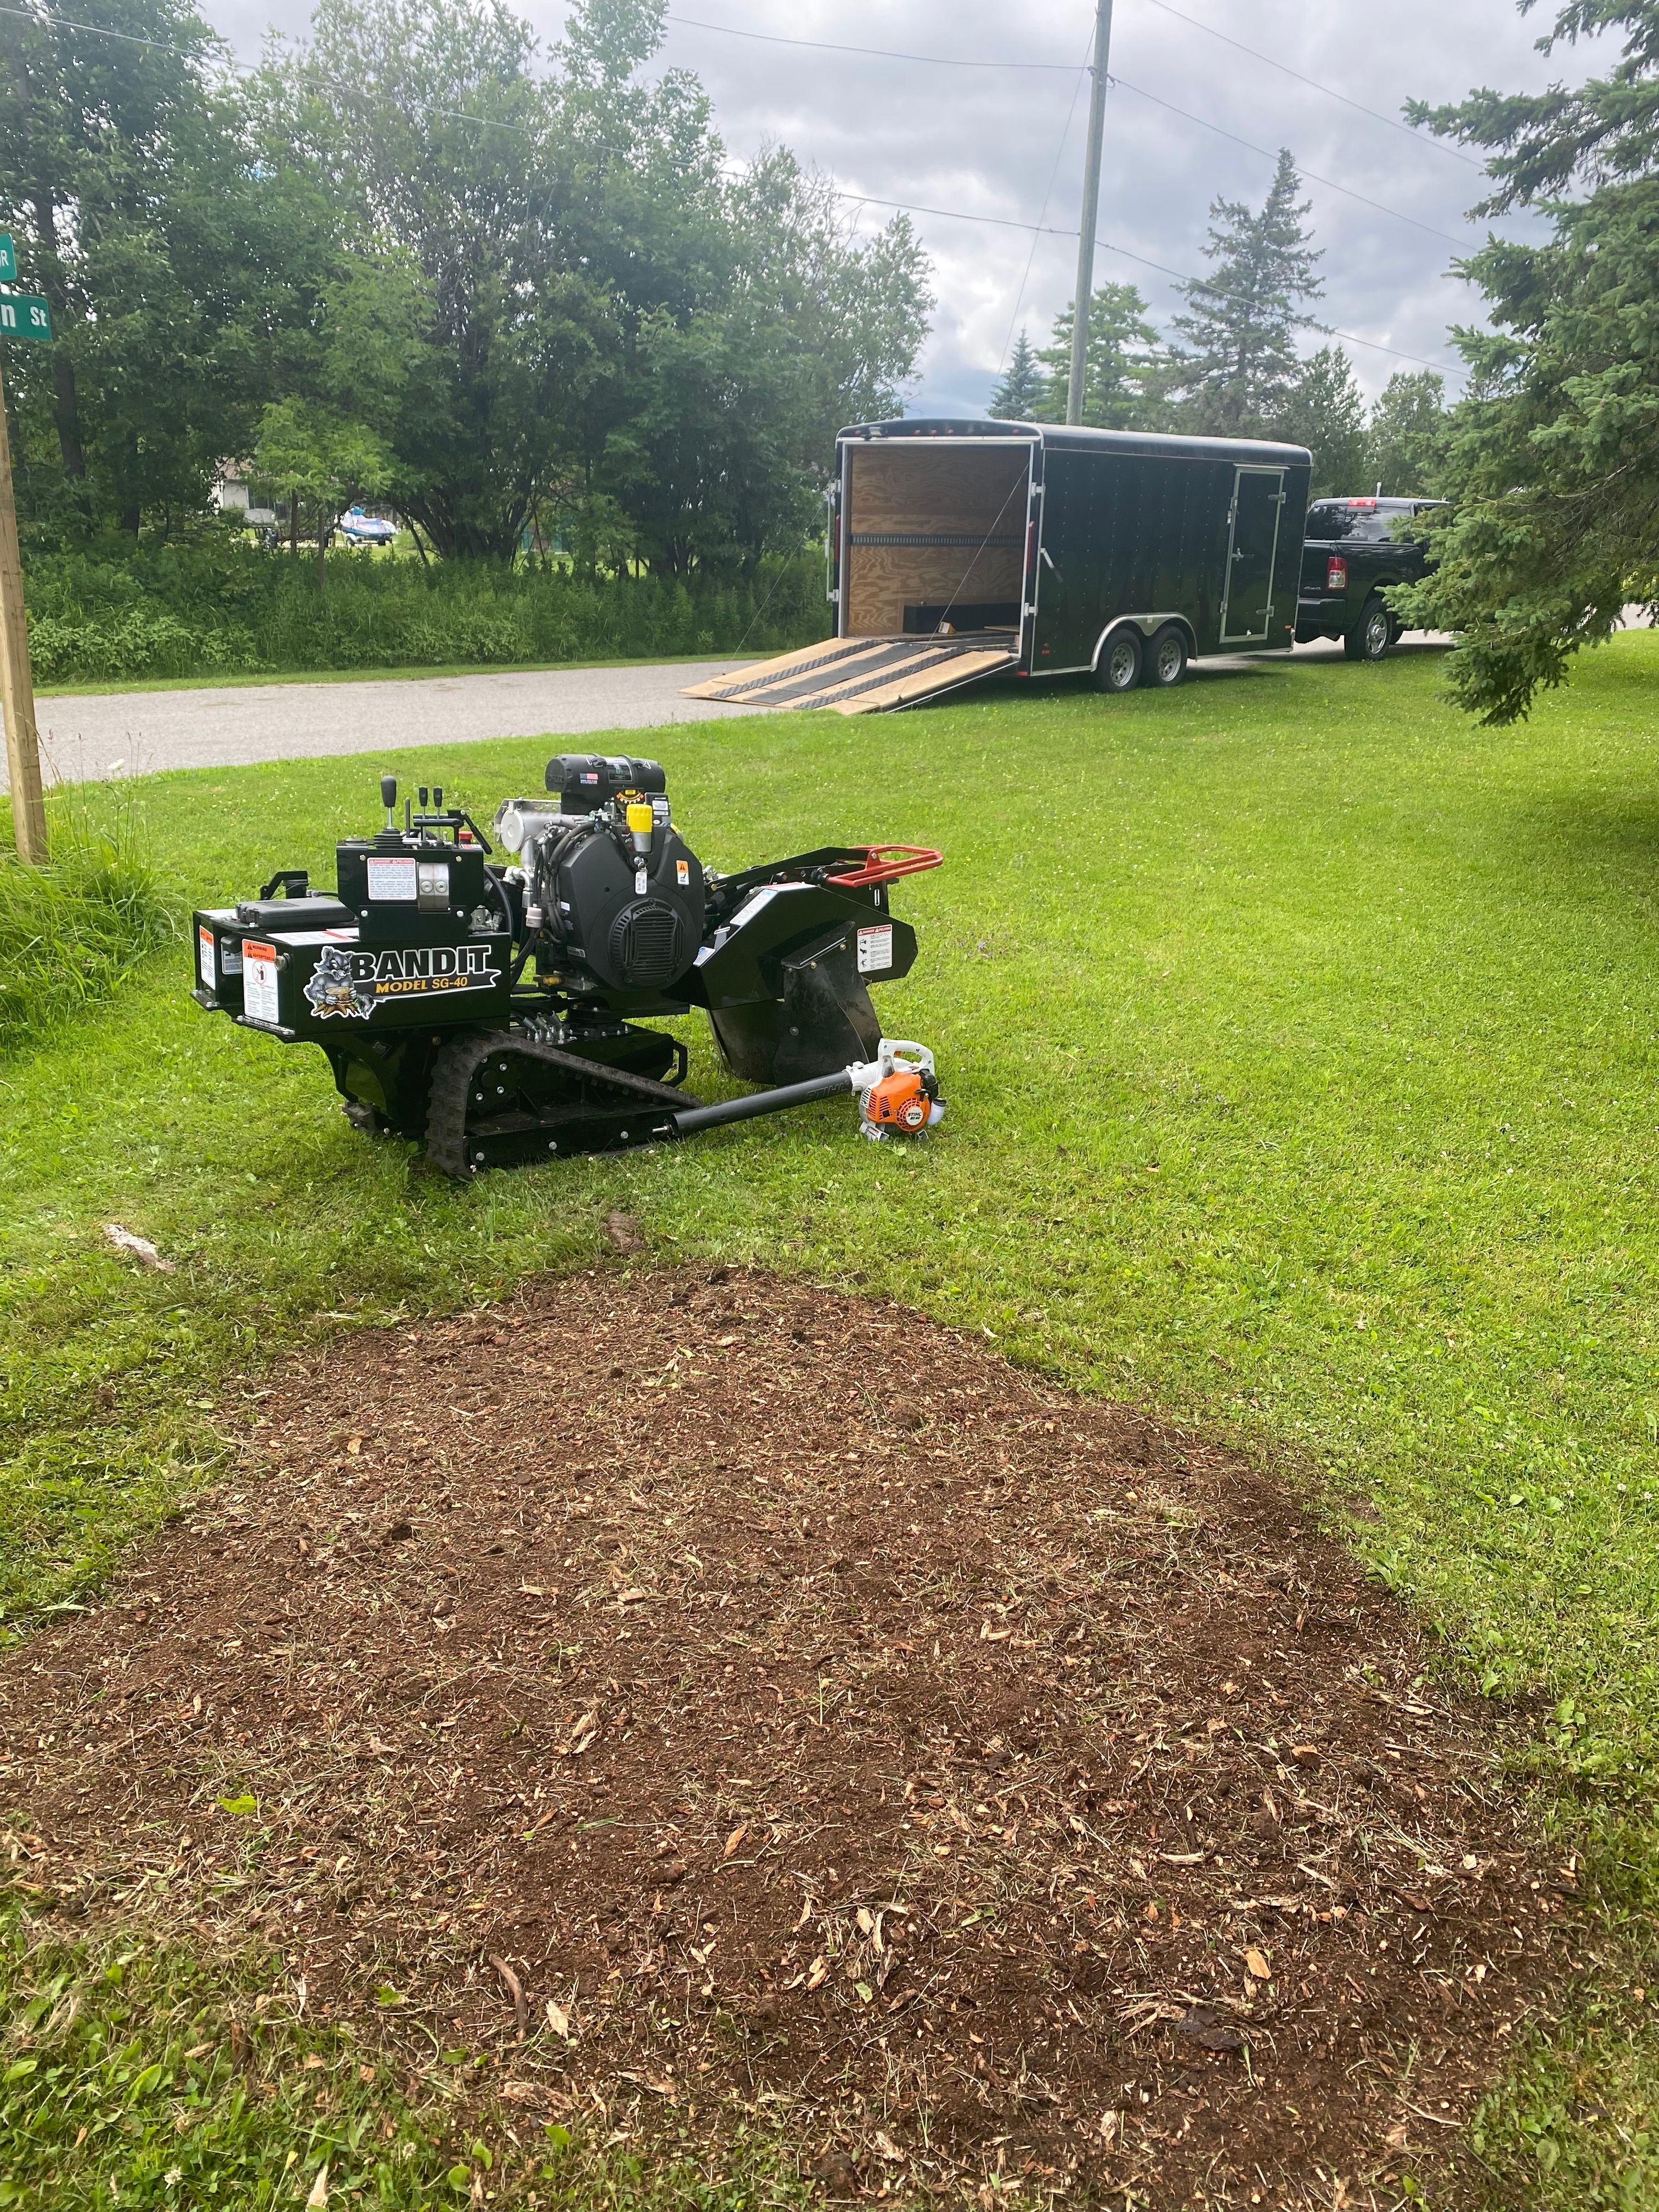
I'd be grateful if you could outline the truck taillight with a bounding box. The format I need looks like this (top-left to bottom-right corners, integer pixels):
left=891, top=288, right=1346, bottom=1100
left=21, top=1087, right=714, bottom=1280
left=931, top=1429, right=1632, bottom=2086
left=1326, top=556, right=1347, bottom=592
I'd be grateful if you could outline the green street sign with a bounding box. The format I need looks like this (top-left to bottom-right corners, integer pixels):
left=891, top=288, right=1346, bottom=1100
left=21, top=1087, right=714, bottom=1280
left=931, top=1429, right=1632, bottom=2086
left=0, top=294, right=51, bottom=343
left=0, top=234, right=14, bottom=283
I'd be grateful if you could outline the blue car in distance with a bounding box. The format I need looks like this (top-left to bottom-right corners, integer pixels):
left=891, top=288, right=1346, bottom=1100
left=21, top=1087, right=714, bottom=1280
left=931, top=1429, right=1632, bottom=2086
left=338, top=506, right=398, bottom=548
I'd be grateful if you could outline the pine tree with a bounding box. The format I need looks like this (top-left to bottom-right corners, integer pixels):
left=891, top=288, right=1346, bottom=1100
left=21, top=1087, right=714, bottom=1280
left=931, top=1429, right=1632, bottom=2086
left=1031, top=283, right=1162, bottom=427
left=1169, top=150, right=1322, bottom=436
left=1275, top=346, right=1369, bottom=496
left=1393, top=0, right=1659, bottom=721
left=989, top=328, right=1045, bottom=418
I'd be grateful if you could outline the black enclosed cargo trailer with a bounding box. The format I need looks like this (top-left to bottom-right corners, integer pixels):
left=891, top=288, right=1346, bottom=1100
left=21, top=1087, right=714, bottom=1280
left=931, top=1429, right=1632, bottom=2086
left=685, top=418, right=1312, bottom=714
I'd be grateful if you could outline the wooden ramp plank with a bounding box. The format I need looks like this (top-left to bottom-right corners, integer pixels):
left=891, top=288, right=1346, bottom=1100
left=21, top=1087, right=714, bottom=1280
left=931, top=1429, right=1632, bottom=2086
left=709, top=640, right=933, bottom=707
left=681, top=635, right=1018, bottom=714
left=679, top=637, right=871, bottom=701
left=826, top=647, right=1017, bottom=716
left=744, top=640, right=965, bottom=709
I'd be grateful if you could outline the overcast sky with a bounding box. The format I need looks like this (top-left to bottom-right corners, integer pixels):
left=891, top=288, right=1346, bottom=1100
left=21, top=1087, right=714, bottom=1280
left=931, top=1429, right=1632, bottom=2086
left=204, top=0, right=1593, bottom=415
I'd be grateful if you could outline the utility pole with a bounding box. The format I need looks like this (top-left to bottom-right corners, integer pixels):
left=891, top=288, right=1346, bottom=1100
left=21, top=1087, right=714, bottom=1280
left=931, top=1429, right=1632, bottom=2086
left=0, top=234, right=51, bottom=865
left=1066, top=0, right=1116, bottom=428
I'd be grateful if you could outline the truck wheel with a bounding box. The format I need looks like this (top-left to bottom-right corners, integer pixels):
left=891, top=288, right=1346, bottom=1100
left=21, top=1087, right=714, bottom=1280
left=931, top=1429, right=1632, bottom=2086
left=1143, top=623, right=1188, bottom=687
left=1094, top=629, right=1143, bottom=692
left=1345, top=595, right=1393, bottom=662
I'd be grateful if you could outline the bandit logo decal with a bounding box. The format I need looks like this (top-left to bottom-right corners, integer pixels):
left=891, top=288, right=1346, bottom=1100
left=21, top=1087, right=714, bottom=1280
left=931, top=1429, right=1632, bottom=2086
left=305, top=944, right=375, bottom=1020
left=305, top=941, right=500, bottom=1022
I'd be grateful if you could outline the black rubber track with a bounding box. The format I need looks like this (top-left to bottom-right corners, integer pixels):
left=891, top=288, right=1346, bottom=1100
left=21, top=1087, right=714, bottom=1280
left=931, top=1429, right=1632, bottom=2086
left=424, top=1029, right=703, bottom=1180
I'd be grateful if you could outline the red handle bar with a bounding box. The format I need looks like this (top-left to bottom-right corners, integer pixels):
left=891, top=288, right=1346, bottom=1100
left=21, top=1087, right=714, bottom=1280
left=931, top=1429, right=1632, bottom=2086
left=825, top=844, right=943, bottom=888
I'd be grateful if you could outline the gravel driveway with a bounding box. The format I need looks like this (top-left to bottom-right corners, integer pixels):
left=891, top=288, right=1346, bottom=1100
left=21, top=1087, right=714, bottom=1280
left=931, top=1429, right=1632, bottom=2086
left=14, top=634, right=1472, bottom=792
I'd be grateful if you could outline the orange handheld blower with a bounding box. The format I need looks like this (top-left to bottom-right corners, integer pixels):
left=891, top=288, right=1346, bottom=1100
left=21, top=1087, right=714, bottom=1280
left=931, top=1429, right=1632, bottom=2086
left=850, top=1040, right=944, bottom=1143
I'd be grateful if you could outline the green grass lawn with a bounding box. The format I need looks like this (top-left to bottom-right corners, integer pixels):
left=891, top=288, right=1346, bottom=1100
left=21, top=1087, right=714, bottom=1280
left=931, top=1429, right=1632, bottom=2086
left=4, top=636, right=1659, bottom=2204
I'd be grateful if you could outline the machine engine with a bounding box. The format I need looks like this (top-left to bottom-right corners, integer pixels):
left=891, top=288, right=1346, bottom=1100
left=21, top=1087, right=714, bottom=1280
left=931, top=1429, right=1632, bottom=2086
left=494, top=755, right=706, bottom=997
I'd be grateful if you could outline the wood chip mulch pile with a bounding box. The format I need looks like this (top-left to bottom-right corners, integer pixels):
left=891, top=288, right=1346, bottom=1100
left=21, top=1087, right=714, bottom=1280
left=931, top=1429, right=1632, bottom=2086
left=1, top=1266, right=1578, bottom=2208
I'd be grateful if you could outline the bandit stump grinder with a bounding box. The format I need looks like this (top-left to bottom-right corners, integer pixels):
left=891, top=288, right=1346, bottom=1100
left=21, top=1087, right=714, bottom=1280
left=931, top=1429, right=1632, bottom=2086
left=191, top=754, right=944, bottom=1177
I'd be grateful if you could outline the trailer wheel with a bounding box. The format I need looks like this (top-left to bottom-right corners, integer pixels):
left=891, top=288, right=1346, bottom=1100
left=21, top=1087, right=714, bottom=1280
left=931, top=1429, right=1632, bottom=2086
left=1344, top=594, right=1393, bottom=662
left=1094, top=629, right=1143, bottom=693
left=1143, top=623, right=1189, bottom=688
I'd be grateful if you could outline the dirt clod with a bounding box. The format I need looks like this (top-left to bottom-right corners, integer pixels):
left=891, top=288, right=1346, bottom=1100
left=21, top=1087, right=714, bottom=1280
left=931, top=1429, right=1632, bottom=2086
left=0, top=1268, right=1573, bottom=2206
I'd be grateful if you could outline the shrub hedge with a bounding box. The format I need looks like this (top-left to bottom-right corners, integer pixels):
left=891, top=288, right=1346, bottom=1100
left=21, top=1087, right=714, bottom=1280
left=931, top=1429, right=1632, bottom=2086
left=23, top=536, right=828, bottom=686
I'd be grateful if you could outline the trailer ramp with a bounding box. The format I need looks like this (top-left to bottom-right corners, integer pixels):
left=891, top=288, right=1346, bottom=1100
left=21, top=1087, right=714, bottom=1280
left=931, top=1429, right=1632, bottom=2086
left=682, top=634, right=1016, bottom=716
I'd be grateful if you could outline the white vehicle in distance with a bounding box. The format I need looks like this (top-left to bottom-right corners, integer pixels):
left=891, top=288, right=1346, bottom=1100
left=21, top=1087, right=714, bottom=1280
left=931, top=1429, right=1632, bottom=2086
left=337, top=506, right=398, bottom=548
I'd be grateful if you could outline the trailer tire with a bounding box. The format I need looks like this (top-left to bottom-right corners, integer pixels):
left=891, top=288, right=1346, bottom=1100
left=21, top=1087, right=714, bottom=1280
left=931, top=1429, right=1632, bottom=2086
left=1094, top=628, right=1143, bottom=693
left=1344, top=594, right=1393, bottom=662
left=1143, top=623, right=1189, bottom=688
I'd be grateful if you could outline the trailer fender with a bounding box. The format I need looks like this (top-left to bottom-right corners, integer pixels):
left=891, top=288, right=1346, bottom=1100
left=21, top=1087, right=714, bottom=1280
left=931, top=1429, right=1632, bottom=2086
left=1089, top=613, right=1197, bottom=670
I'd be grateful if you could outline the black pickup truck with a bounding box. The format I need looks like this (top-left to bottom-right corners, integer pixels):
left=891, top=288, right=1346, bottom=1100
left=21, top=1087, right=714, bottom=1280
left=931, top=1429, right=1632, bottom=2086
left=1295, top=496, right=1441, bottom=660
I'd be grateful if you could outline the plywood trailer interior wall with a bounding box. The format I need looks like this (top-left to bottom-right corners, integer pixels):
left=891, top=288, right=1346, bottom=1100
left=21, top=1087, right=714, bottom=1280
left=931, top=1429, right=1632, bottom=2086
left=845, top=443, right=1031, bottom=639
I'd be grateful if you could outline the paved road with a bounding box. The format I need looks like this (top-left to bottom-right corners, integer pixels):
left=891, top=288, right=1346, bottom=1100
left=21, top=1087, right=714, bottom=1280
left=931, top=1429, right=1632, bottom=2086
left=23, top=659, right=763, bottom=789
left=16, top=636, right=1464, bottom=790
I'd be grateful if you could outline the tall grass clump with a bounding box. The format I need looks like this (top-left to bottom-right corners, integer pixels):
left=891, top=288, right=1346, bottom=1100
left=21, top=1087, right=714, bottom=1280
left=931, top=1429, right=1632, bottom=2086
left=0, top=797, right=176, bottom=1055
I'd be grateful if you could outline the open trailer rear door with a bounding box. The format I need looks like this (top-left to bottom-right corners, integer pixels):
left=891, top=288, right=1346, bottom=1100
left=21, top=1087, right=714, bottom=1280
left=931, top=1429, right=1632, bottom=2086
left=682, top=425, right=1034, bottom=715
left=681, top=634, right=1017, bottom=716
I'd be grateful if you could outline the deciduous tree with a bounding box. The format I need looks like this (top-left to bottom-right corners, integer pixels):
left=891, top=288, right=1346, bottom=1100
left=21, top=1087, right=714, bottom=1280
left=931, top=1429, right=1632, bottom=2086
left=1276, top=346, right=1369, bottom=495
left=0, top=0, right=326, bottom=538
left=1367, top=371, right=1448, bottom=497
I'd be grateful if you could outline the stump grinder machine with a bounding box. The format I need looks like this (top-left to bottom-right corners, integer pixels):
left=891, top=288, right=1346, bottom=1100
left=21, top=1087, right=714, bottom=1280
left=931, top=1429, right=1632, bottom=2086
left=191, top=755, right=944, bottom=1177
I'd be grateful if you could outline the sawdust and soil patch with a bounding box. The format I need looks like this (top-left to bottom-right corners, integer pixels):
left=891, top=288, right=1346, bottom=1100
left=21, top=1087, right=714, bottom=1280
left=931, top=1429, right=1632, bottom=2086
left=2, top=1269, right=1578, bottom=2207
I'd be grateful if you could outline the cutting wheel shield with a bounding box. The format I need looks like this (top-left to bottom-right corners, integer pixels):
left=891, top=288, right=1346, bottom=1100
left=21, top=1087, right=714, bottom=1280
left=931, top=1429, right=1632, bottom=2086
left=424, top=1029, right=702, bottom=1180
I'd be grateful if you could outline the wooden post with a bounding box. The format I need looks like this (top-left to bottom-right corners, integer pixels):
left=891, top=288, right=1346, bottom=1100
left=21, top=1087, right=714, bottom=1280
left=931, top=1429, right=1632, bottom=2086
left=0, top=348, right=47, bottom=864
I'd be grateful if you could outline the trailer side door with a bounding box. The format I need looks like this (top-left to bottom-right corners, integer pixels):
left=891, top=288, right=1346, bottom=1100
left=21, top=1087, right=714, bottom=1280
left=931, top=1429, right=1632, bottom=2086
left=1220, top=467, right=1286, bottom=644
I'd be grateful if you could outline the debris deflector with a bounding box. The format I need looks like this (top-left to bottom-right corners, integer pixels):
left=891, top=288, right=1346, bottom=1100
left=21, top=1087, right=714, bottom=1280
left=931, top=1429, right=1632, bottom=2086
left=681, top=635, right=1017, bottom=715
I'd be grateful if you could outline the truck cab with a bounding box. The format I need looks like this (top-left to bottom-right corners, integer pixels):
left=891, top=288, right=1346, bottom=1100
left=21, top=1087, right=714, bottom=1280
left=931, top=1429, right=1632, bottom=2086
left=1295, top=496, right=1441, bottom=661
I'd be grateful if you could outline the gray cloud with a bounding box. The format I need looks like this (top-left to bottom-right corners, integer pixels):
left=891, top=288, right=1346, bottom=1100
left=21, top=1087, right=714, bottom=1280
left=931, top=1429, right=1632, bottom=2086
left=205, top=0, right=1585, bottom=413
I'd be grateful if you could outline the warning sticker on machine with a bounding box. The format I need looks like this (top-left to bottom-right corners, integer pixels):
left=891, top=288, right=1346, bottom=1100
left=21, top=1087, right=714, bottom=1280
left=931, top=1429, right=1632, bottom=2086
left=199, top=926, right=244, bottom=987
left=856, top=923, right=894, bottom=975
left=198, top=920, right=243, bottom=982
left=242, top=941, right=281, bottom=1024
left=366, top=856, right=419, bottom=902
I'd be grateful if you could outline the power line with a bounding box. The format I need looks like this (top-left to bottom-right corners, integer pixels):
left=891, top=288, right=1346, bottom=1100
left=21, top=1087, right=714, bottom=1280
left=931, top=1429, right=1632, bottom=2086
left=663, top=5, right=1477, bottom=250
left=1138, top=0, right=1486, bottom=169
left=665, top=13, right=1080, bottom=72
left=835, top=191, right=1452, bottom=370
left=996, top=36, right=1093, bottom=380
left=3, top=0, right=1456, bottom=373
left=1108, top=75, right=1470, bottom=246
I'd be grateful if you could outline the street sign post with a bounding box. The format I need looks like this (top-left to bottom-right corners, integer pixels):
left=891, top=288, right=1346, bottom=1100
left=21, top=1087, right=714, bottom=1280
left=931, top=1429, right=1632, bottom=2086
left=0, top=295, right=51, bottom=342
left=0, top=227, right=50, bottom=864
